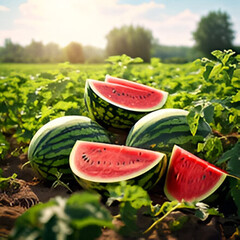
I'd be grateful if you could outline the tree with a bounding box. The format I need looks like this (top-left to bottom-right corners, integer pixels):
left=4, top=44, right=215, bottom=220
left=106, top=25, right=153, bottom=62
left=0, top=39, right=24, bottom=62
left=193, top=10, right=235, bottom=57
left=25, top=40, right=45, bottom=63
left=65, top=42, right=84, bottom=63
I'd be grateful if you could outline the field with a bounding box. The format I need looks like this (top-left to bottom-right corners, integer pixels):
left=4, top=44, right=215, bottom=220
left=0, top=52, right=240, bottom=239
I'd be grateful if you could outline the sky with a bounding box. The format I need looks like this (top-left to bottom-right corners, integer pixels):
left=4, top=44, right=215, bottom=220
left=0, top=0, right=240, bottom=48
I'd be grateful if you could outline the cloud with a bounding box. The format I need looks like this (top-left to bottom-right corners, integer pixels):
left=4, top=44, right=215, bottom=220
left=0, top=5, right=10, bottom=11
left=0, top=0, right=199, bottom=47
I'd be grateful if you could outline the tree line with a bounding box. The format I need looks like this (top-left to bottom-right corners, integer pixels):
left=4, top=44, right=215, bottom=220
left=0, top=10, right=239, bottom=64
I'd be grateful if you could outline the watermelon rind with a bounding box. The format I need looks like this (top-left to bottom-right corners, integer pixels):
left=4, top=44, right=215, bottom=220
left=84, top=79, right=168, bottom=131
left=28, top=116, right=111, bottom=181
left=126, top=108, right=212, bottom=157
left=69, top=141, right=167, bottom=192
left=164, top=145, right=227, bottom=203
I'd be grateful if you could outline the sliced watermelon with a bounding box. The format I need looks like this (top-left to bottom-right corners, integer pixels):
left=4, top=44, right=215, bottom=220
left=89, top=78, right=168, bottom=111
left=164, top=145, right=227, bottom=203
left=69, top=141, right=167, bottom=191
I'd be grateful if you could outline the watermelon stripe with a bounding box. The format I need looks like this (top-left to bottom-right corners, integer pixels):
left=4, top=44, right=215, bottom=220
left=33, top=124, right=107, bottom=155
left=128, top=122, right=190, bottom=146
left=34, top=131, right=109, bottom=156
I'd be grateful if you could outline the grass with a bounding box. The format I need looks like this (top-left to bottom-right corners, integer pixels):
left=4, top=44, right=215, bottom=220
left=0, top=62, right=107, bottom=76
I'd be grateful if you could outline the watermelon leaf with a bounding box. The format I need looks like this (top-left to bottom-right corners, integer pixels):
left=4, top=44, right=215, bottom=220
left=10, top=192, right=113, bottom=240
left=107, top=182, right=152, bottom=237
left=217, top=141, right=240, bottom=178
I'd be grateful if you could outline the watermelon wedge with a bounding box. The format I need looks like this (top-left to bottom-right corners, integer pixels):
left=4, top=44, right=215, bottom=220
left=84, top=77, right=168, bottom=130
left=69, top=141, right=167, bottom=191
left=164, top=145, right=227, bottom=203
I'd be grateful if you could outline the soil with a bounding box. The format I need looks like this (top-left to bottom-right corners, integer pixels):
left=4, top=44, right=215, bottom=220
left=0, top=138, right=238, bottom=240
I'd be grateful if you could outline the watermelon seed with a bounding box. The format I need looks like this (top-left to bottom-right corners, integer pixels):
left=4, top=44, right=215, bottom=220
left=122, top=93, right=125, bottom=96
left=112, top=89, right=116, bottom=93
left=103, top=148, right=106, bottom=151
left=117, top=162, right=120, bottom=165
left=123, top=162, right=125, bottom=165
left=202, top=175, right=206, bottom=180
left=139, top=152, right=142, bottom=156
left=97, top=161, right=100, bottom=164
left=136, top=159, right=140, bottom=162
left=139, top=96, right=142, bottom=99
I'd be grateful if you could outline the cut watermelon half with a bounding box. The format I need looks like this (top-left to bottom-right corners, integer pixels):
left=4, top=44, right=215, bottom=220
left=164, top=145, right=227, bottom=203
left=69, top=141, right=167, bottom=186
left=88, top=76, right=168, bottom=112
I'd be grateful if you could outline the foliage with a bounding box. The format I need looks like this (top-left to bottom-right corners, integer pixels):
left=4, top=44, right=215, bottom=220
left=106, top=25, right=153, bottom=62
left=1, top=50, right=240, bottom=238
left=9, top=192, right=113, bottom=240
left=193, top=10, right=235, bottom=57
left=107, top=182, right=222, bottom=237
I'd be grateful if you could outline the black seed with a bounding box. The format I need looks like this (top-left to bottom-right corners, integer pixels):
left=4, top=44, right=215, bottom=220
left=139, top=96, right=142, bottom=99
left=98, top=161, right=100, bottom=164
left=136, top=159, right=140, bottom=162
left=122, top=93, right=125, bottom=96
left=112, top=89, right=116, bottom=93
left=123, top=162, right=125, bottom=165
left=180, top=157, right=185, bottom=161
left=103, top=148, right=106, bottom=151
left=202, top=175, right=206, bottom=180
left=139, top=152, right=142, bottom=156
left=117, top=93, right=120, bottom=96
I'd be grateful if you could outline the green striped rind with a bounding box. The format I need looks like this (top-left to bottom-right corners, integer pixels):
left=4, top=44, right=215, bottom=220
left=126, top=109, right=212, bottom=157
left=28, top=116, right=111, bottom=181
left=84, top=79, right=147, bottom=131
left=73, top=153, right=167, bottom=195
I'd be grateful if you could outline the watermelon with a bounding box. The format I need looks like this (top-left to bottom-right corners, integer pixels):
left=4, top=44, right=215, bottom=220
left=164, top=145, right=227, bottom=202
left=69, top=141, right=167, bottom=192
left=28, top=116, right=111, bottom=181
left=84, top=76, right=168, bottom=131
left=126, top=108, right=212, bottom=157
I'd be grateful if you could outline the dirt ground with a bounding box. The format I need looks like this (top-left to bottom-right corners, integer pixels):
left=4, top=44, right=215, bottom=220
left=0, top=141, right=238, bottom=240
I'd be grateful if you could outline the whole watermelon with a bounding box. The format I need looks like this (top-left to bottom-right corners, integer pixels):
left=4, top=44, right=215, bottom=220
left=28, top=116, right=111, bottom=181
left=126, top=108, right=212, bottom=157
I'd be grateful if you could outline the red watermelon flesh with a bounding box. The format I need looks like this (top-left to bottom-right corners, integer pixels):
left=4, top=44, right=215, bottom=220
left=88, top=78, right=168, bottom=111
left=69, top=141, right=166, bottom=183
left=105, top=75, right=157, bottom=92
left=164, top=145, right=227, bottom=203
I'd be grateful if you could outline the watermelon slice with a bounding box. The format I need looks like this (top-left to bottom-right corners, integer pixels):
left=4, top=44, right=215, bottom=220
left=164, top=145, right=227, bottom=203
left=84, top=76, right=168, bottom=131
left=69, top=141, right=167, bottom=190
left=89, top=78, right=168, bottom=111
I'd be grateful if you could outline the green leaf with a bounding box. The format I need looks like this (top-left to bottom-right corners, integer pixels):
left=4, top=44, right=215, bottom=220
left=10, top=192, right=113, bottom=240
left=229, top=178, right=240, bottom=216
left=232, top=90, right=240, bottom=103
left=217, top=141, right=240, bottom=177
left=203, top=104, right=214, bottom=123
left=187, top=107, right=201, bottom=136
